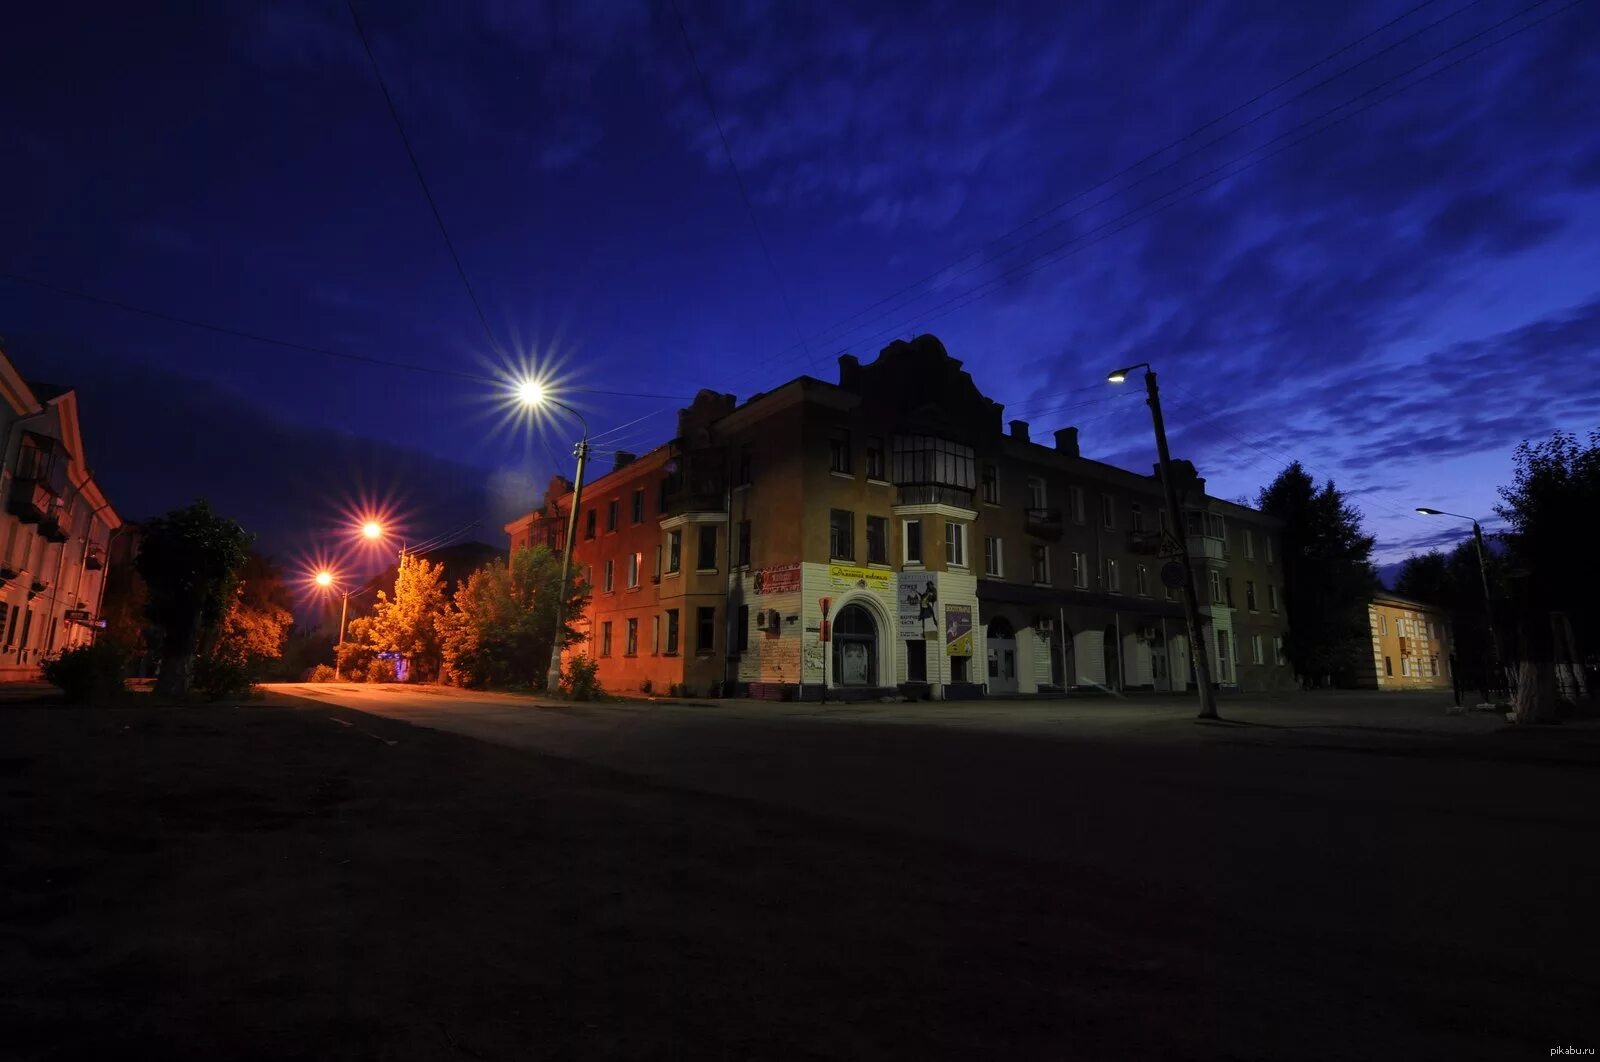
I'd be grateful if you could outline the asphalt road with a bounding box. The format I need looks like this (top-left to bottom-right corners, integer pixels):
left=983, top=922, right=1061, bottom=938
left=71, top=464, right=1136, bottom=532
left=269, top=683, right=1600, bottom=1057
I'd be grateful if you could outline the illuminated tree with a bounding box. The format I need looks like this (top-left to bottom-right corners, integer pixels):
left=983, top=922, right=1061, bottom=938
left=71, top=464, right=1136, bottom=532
left=440, top=546, right=588, bottom=689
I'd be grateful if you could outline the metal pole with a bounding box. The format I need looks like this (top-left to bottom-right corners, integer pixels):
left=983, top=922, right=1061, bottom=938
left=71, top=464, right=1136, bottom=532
left=1470, top=519, right=1504, bottom=693
left=546, top=435, right=590, bottom=692
left=1144, top=369, right=1219, bottom=719
left=1058, top=606, right=1068, bottom=692
left=334, top=591, right=349, bottom=681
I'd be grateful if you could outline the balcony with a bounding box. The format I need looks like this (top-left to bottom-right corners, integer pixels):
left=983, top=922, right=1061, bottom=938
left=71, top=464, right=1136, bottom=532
left=7, top=478, right=59, bottom=524
left=1187, top=535, right=1229, bottom=564
left=1024, top=507, right=1063, bottom=540
left=39, top=504, right=69, bottom=543
left=894, top=484, right=974, bottom=508
left=84, top=545, right=106, bottom=571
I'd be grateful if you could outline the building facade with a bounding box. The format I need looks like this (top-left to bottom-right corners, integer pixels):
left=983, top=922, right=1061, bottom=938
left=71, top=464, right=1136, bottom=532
left=0, top=346, right=121, bottom=680
left=507, top=336, right=1292, bottom=699
left=1357, top=593, right=1453, bottom=690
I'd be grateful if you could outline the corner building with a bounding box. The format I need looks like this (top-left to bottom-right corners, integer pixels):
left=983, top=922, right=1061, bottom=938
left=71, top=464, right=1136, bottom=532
left=508, top=336, right=1293, bottom=699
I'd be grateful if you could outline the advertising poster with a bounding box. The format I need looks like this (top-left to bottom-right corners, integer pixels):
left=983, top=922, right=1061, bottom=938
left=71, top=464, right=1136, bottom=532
left=945, top=603, right=973, bottom=657
left=752, top=563, right=801, bottom=595
left=827, top=563, right=892, bottom=592
left=897, top=571, right=939, bottom=640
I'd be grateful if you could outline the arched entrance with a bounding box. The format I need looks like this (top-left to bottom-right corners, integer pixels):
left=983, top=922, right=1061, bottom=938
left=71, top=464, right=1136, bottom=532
left=987, top=616, right=1018, bottom=694
left=832, top=603, right=879, bottom=686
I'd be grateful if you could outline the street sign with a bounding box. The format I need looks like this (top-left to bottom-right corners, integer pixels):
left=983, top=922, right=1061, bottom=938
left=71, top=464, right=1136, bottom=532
left=1158, top=532, right=1185, bottom=559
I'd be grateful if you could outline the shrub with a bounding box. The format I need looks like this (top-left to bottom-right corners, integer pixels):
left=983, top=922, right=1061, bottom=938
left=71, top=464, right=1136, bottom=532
left=194, top=653, right=253, bottom=701
left=307, top=663, right=336, bottom=683
left=639, top=677, right=654, bottom=695
left=560, top=654, right=603, bottom=701
left=42, top=641, right=129, bottom=703
left=669, top=682, right=689, bottom=698
left=366, top=658, right=398, bottom=684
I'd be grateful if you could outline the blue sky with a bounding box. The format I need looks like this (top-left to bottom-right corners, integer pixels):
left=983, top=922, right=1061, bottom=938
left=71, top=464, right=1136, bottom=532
left=2, top=0, right=1597, bottom=574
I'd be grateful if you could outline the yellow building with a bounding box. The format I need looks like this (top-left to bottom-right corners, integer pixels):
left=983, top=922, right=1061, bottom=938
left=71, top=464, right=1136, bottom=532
left=1361, top=593, right=1453, bottom=690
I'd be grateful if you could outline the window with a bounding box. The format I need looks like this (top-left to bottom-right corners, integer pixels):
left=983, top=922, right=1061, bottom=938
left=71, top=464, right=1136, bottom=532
left=890, top=435, right=976, bottom=489
left=1266, top=537, right=1274, bottom=564
left=984, top=536, right=1003, bottom=577
left=1400, top=657, right=1411, bottom=677
left=1384, top=655, right=1392, bottom=676
left=1208, top=570, right=1222, bottom=604
left=1101, top=495, right=1115, bottom=529
left=829, top=429, right=852, bottom=474
left=696, top=606, right=716, bottom=654
left=625, top=618, right=638, bottom=656
left=600, top=621, right=613, bottom=658
left=654, top=544, right=662, bottom=580
left=945, top=522, right=966, bottom=567
left=736, top=605, right=749, bottom=652
left=631, top=489, right=644, bottom=524
left=1071, top=551, right=1087, bottom=588
left=906, top=639, right=927, bottom=682
left=1031, top=546, right=1051, bottom=585
left=1378, top=613, right=1387, bottom=635
left=1135, top=564, right=1149, bottom=596
left=736, top=445, right=752, bottom=487
left=1243, top=529, right=1255, bottom=559
left=1130, top=504, right=1144, bottom=532
left=606, top=500, right=619, bottom=533
left=1252, top=634, right=1264, bottom=664
left=1068, top=485, right=1086, bottom=523
left=667, top=529, right=682, bottom=573
left=585, top=508, right=596, bottom=540
left=866, top=516, right=887, bottom=564
left=600, top=560, right=614, bottom=593
left=1429, top=655, right=1439, bottom=677
left=1245, top=580, right=1257, bottom=611
left=980, top=464, right=998, bottom=504
left=665, top=609, right=680, bottom=654
left=1396, top=618, right=1407, bottom=638
left=737, top=520, right=752, bottom=567
left=1426, top=621, right=1436, bottom=641
left=696, top=525, right=718, bottom=570
left=1106, top=558, right=1121, bottom=593
left=829, top=509, right=854, bottom=560
left=1268, top=585, right=1279, bottom=613
left=652, top=615, right=661, bottom=655
left=627, top=552, right=641, bottom=589
left=1274, top=636, right=1286, bottom=665
left=904, top=519, right=922, bottom=564
left=865, top=437, right=885, bottom=479
left=1026, top=476, right=1047, bottom=509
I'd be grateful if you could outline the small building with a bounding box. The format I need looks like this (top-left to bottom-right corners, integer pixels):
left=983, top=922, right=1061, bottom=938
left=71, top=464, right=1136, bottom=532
left=1358, top=593, right=1453, bottom=690
left=509, top=335, right=1293, bottom=699
left=0, top=345, right=121, bottom=680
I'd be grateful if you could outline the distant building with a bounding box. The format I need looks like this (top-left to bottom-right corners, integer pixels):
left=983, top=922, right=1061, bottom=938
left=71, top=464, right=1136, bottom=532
left=1357, top=593, right=1453, bottom=690
left=0, top=344, right=120, bottom=680
left=508, top=336, right=1292, bottom=699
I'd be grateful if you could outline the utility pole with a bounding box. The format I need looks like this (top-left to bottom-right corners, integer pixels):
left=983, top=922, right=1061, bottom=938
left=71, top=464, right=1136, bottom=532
left=546, top=437, right=589, bottom=693
left=1110, top=363, right=1219, bottom=720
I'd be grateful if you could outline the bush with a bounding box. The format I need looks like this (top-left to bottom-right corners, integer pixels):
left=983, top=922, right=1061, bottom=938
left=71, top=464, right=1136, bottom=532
left=366, top=658, right=398, bottom=684
left=307, top=663, right=336, bottom=683
left=669, top=682, right=689, bottom=698
left=639, top=677, right=653, bottom=695
left=42, top=641, right=129, bottom=703
left=194, top=653, right=253, bottom=701
left=560, top=654, right=603, bottom=701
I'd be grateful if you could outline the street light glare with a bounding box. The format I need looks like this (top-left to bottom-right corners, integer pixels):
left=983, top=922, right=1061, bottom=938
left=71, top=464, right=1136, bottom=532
left=315, top=570, right=334, bottom=587
left=1106, top=371, right=1127, bottom=384
left=1416, top=507, right=1443, bottom=515
left=517, top=378, right=545, bottom=407
left=362, top=521, right=383, bottom=540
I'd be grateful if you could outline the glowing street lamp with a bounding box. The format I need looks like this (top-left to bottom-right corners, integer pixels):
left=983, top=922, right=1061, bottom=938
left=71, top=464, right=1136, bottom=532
left=1108, top=361, right=1219, bottom=720
left=312, top=569, right=372, bottom=681
left=315, top=570, right=334, bottom=588
left=517, top=378, right=590, bottom=693
left=1415, top=506, right=1503, bottom=689
left=362, top=520, right=383, bottom=541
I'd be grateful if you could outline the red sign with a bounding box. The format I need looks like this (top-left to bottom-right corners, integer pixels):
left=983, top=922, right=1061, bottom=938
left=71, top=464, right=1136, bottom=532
left=819, top=597, right=831, bottom=617
left=752, top=563, right=801, bottom=595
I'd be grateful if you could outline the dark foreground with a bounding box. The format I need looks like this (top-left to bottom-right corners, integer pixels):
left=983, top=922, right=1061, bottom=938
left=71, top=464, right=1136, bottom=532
left=2, top=697, right=1595, bottom=1060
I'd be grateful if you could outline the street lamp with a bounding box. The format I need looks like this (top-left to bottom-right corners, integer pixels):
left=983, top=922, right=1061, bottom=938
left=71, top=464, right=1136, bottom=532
left=1414, top=507, right=1503, bottom=688
left=314, top=569, right=366, bottom=681
left=362, top=521, right=383, bottom=541
left=517, top=378, right=590, bottom=693
left=1108, top=362, right=1220, bottom=720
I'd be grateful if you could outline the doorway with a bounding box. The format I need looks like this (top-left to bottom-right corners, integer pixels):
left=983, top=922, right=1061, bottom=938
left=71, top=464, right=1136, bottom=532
left=832, top=603, right=879, bottom=686
left=986, top=616, right=1018, bottom=694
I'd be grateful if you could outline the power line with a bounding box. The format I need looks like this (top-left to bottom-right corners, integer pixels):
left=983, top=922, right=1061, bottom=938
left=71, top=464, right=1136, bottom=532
left=670, top=1, right=814, bottom=367
left=713, top=0, right=1457, bottom=392
left=343, top=0, right=503, bottom=358
left=833, top=0, right=1572, bottom=359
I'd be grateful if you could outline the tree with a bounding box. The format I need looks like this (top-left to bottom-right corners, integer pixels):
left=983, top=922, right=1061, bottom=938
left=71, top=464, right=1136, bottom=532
left=211, top=552, right=294, bottom=677
left=440, top=546, right=589, bottom=689
left=1258, top=463, right=1379, bottom=686
left=364, top=553, right=448, bottom=681
left=135, top=500, right=253, bottom=696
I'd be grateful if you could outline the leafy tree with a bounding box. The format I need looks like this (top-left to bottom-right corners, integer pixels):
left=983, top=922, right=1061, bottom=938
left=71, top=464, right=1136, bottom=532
left=203, top=552, right=294, bottom=692
left=1258, top=463, right=1379, bottom=686
left=345, top=553, right=448, bottom=681
left=440, top=546, right=589, bottom=689
left=135, top=500, right=253, bottom=697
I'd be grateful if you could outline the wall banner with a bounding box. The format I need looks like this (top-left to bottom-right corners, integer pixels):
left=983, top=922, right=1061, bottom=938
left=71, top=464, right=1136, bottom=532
left=945, top=603, right=973, bottom=657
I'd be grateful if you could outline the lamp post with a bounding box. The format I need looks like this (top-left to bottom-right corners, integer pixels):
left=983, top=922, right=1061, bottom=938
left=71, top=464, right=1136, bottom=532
left=1108, top=362, right=1219, bottom=720
left=1414, top=507, right=1502, bottom=690
left=518, top=380, right=590, bottom=693
left=314, top=570, right=369, bottom=681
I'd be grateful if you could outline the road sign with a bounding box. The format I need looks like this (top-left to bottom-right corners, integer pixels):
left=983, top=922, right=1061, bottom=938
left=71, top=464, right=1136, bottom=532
left=1158, top=532, right=1185, bottom=559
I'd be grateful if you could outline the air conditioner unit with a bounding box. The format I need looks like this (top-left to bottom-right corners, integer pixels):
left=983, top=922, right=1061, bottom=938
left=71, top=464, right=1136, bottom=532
left=1035, top=617, right=1054, bottom=632
left=1140, top=626, right=1158, bottom=641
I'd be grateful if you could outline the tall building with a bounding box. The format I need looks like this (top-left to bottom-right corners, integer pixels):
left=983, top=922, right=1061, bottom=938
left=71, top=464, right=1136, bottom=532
left=508, top=336, right=1292, bottom=699
left=0, top=345, right=121, bottom=680
left=1357, top=593, right=1454, bottom=690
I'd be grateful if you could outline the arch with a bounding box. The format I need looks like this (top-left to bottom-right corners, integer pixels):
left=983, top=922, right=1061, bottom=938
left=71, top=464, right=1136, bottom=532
left=831, top=597, right=886, bottom=687
left=986, top=615, right=1015, bottom=640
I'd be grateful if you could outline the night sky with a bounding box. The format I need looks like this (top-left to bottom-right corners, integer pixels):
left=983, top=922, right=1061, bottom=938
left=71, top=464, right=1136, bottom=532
left=4, top=0, right=1597, bottom=581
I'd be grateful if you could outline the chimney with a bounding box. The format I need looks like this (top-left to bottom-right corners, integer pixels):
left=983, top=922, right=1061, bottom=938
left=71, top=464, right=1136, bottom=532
left=1054, top=426, right=1079, bottom=457
left=1009, top=419, right=1030, bottom=442
left=612, top=451, right=636, bottom=473
left=838, top=353, right=861, bottom=389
